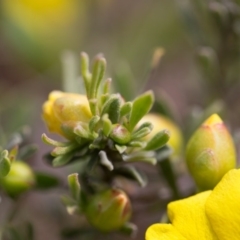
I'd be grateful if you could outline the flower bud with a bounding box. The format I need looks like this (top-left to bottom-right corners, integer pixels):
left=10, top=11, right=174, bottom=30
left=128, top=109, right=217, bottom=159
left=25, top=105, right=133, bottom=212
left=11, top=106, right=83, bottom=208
left=42, top=91, right=92, bottom=139
left=110, top=124, right=131, bottom=145
left=0, top=161, right=35, bottom=197
left=139, top=113, right=183, bottom=158
left=84, top=189, right=132, bottom=232
left=186, top=114, right=236, bottom=191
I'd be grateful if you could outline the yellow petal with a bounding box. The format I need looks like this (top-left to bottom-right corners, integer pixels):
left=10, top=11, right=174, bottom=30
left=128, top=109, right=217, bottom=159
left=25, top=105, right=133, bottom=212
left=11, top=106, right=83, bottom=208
left=42, top=99, right=63, bottom=135
left=206, top=169, right=240, bottom=240
left=42, top=91, right=92, bottom=138
left=53, top=94, right=92, bottom=123
left=145, top=224, right=187, bottom=240
left=168, top=191, right=218, bottom=240
left=203, top=114, right=222, bottom=126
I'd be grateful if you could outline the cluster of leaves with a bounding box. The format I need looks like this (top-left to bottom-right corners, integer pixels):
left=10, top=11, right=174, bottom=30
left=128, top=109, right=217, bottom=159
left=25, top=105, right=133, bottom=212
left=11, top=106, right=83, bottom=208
left=41, top=53, right=177, bottom=235
left=43, top=53, right=172, bottom=192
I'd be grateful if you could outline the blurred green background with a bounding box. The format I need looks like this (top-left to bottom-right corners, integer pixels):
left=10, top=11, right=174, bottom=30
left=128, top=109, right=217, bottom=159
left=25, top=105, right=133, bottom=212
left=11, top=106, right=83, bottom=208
left=1, top=0, right=240, bottom=239
left=0, top=0, right=192, bottom=135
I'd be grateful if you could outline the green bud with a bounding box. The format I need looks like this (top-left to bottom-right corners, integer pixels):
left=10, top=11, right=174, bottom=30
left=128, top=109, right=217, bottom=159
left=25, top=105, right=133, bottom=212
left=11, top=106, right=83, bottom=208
left=84, top=189, right=132, bottom=232
left=0, top=161, right=35, bottom=197
left=186, top=114, right=236, bottom=191
left=110, top=124, right=131, bottom=145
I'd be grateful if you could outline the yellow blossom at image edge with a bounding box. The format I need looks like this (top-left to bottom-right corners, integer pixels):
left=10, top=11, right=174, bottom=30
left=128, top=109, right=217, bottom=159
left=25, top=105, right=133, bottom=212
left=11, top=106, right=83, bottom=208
left=146, top=168, right=240, bottom=240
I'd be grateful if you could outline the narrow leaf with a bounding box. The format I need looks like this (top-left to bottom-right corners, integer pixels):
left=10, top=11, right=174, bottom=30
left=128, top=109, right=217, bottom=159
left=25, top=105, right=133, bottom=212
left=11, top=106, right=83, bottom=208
left=103, top=78, right=112, bottom=94
left=122, top=151, right=156, bottom=165
left=68, top=173, right=81, bottom=201
left=120, top=102, right=132, bottom=117
left=101, top=94, right=121, bottom=123
left=145, top=129, right=170, bottom=151
left=128, top=91, right=154, bottom=131
left=128, top=141, right=146, bottom=148
left=115, top=144, right=127, bottom=154
left=42, top=133, right=69, bottom=147
left=80, top=52, right=91, bottom=97
left=51, top=144, right=78, bottom=157
left=52, top=152, right=74, bottom=167
left=34, top=171, right=60, bottom=189
left=74, top=124, right=90, bottom=139
left=131, top=127, right=152, bottom=140
left=89, top=116, right=100, bottom=133
left=89, top=56, right=106, bottom=99
left=0, top=150, right=11, bottom=177
left=102, top=114, right=112, bottom=137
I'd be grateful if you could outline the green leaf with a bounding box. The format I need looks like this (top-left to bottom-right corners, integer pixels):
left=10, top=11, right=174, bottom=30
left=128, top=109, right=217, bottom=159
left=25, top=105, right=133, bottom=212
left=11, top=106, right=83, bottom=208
left=52, top=152, right=74, bottom=167
left=74, top=124, right=91, bottom=139
left=115, top=144, right=127, bottom=154
left=131, top=127, right=152, bottom=140
left=0, top=150, right=11, bottom=177
left=80, top=52, right=91, bottom=97
left=89, top=116, right=100, bottom=133
left=128, top=91, right=154, bottom=131
left=89, top=98, right=99, bottom=116
left=128, top=141, right=146, bottom=148
left=103, top=78, right=112, bottom=94
left=34, top=171, right=60, bottom=190
left=89, top=55, right=106, bottom=99
left=42, top=133, right=69, bottom=147
left=134, top=121, right=153, bottom=132
left=101, top=94, right=121, bottom=124
left=102, top=114, right=112, bottom=137
left=51, top=144, right=78, bottom=157
left=145, top=129, right=170, bottom=151
left=120, top=102, right=132, bottom=118
left=68, top=173, right=81, bottom=201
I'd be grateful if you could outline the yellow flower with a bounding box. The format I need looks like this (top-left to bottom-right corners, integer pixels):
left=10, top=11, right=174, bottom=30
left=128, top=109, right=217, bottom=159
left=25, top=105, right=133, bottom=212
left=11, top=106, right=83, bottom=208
left=1, top=0, right=83, bottom=47
left=146, top=168, right=240, bottom=240
left=0, top=0, right=88, bottom=69
left=186, top=114, right=236, bottom=190
left=42, top=91, right=92, bottom=138
left=139, top=113, right=183, bottom=158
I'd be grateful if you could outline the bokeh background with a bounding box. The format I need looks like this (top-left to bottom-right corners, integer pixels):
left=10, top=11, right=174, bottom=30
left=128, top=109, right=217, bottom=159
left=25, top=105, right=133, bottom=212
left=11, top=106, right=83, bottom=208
left=1, top=0, right=240, bottom=239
